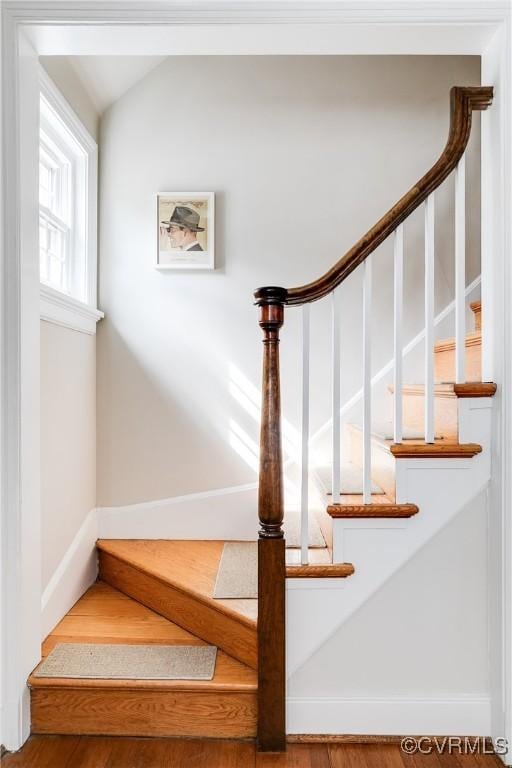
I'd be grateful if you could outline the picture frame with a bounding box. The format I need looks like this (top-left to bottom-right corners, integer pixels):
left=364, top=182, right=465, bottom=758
left=156, top=192, right=215, bottom=270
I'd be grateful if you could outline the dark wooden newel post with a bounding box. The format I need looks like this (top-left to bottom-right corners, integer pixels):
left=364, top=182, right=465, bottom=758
left=254, top=285, right=287, bottom=752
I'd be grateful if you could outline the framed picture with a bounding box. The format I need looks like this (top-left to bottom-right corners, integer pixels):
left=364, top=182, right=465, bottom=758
left=156, top=192, right=215, bottom=270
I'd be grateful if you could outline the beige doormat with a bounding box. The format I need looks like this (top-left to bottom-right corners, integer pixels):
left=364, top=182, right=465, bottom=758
left=34, top=643, right=217, bottom=680
left=213, top=542, right=258, bottom=599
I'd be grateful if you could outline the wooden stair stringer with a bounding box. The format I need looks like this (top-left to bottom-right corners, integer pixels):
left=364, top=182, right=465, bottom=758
left=97, top=541, right=257, bottom=670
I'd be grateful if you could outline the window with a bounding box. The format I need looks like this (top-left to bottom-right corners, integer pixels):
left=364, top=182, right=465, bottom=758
left=39, top=130, right=71, bottom=292
left=39, top=69, right=102, bottom=333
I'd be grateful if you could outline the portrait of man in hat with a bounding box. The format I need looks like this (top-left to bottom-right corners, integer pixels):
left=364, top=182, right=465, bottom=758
left=157, top=193, right=214, bottom=270
left=162, top=205, right=204, bottom=252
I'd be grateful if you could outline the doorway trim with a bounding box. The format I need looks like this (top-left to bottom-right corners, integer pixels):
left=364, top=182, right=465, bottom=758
left=1, top=0, right=510, bottom=754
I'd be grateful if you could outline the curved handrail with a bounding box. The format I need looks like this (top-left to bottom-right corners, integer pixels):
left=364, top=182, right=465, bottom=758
left=256, top=86, right=493, bottom=308
left=253, top=86, right=493, bottom=751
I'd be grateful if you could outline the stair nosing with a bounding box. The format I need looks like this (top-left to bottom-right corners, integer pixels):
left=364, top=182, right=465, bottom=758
left=327, top=503, right=419, bottom=518
left=285, top=563, right=355, bottom=578
left=390, top=442, right=482, bottom=458
left=453, top=382, right=497, bottom=398
left=347, top=425, right=481, bottom=458
left=28, top=674, right=257, bottom=693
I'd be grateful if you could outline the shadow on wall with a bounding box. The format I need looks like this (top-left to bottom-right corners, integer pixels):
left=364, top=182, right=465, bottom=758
left=96, top=321, right=258, bottom=506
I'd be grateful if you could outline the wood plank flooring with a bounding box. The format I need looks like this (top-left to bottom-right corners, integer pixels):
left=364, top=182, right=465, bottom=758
left=2, top=736, right=503, bottom=767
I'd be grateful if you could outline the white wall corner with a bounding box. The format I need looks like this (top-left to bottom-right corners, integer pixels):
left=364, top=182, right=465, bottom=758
left=41, top=508, right=99, bottom=640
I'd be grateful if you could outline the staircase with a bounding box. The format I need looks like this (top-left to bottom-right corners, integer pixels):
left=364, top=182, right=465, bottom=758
left=28, top=296, right=495, bottom=740
left=28, top=86, right=496, bottom=751
left=29, top=539, right=353, bottom=738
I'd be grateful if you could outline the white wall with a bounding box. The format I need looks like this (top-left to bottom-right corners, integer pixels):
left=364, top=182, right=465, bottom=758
left=40, top=322, right=96, bottom=590
left=98, top=55, right=480, bottom=507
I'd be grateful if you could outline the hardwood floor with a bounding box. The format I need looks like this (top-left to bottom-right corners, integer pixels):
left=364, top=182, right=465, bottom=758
left=2, top=736, right=503, bottom=767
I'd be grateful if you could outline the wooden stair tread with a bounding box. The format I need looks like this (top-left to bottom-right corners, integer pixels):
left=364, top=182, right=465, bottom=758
left=390, top=382, right=496, bottom=398
left=97, top=540, right=258, bottom=669
left=348, top=424, right=481, bottom=458
left=286, top=563, right=355, bottom=578
left=29, top=583, right=257, bottom=739
left=30, top=583, right=256, bottom=692
left=97, top=539, right=256, bottom=627
left=327, top=502, right=419, bottom=518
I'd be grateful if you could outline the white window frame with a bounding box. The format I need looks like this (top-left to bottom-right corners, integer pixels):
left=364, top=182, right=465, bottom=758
left=39, top=68, right=103, bottom=334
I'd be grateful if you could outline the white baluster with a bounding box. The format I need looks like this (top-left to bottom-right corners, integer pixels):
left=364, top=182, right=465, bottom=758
left=363, top=257, right=372, bottom=503
left=300, top=305, right=310, bottom=565
left=455, top=154, right=466, bottom=383
left=332, top=290, right=341, bottom=505
left=393, top=224, right=404, bottom=444
left=424, top=194, right=435, bottom=443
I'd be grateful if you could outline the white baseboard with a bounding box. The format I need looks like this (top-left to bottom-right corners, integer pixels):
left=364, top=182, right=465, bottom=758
left=97, top=483, right=258, bottom=540
left=286, top=695, right=491, bottom=736
left=41, top=508, right=99, bottom=639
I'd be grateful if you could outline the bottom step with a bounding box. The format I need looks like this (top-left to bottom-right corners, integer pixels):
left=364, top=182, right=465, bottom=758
left=29, top=583, right=257, bottom=739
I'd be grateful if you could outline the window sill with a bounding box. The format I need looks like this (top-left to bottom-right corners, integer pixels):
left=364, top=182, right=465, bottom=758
left=40, top=284, right=104, bottom=335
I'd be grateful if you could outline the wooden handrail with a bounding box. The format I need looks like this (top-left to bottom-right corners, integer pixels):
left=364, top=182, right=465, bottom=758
left=253, top=85, right=492, bottom=753
left=255, top=86, right=492, bottom=309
